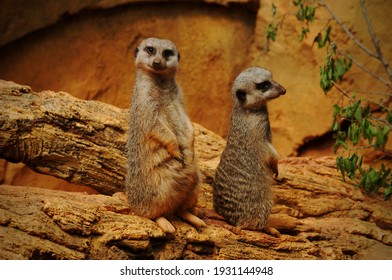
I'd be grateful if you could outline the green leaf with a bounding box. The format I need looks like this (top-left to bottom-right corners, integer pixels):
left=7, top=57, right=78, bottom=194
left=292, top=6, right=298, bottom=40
left=363, top=104, right=371, bottom=118
left=348, top=123, right=360, bottom=145
left=308, top=5, right=316, bottom=22
left=317, top=26, right=332, bottom=48
left=333, top=104, right=341, bottom=118
left=387, top=112, right=392, bottom=124
left=313, top=33, right=322, bottom=46
left=385, top=185, right=392, bottom=200
left=336, top=156, right=346, bottom=180
left=358, top=155, right=363, bottom=168
left=357, top=166, right=392, bottom=197
left=348, top=154, right=359, bottom=180
left=344, top=56, right=352, bottom=71
left=380, top=166, right=391, bottom=186
left=334, top=138, right=348, bottom=152
left=320, top=66, right=333, bottom=93
left=335, top=59, right=346, bottom=81
left=332, top=121, right=340, bottom=132
left=266, top=23, right=278, bottom=41
left=375, top=125, right=390, bottom=148
left=272, top=3, right=277, bottom=17
left=353, top=103, right=363, bottom=122
left=293, top=0, right=302, bottom=6
left=299, top=27, right=310, bottom=42
left=384, top=125, right=390, bottom=136
left=296, top=4, right=305, bottom=21
left=367, top=168, right=380, bottom=192
left=362, top=119, right=373, bottom=144
left=342, top=101, right=360, bottom=119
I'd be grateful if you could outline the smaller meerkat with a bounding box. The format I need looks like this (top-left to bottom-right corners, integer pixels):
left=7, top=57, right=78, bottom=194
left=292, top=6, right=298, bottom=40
left=126, top=37, right=206, bottom=233
left=213, top=67, right=286, bottom=231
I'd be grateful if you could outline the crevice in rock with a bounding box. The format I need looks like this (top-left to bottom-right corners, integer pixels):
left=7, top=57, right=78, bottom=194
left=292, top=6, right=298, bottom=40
left=297, top=131, right=335, bottom=158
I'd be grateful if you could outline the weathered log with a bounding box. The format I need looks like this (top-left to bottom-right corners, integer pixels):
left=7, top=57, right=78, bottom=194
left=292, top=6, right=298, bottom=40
left=0, top=80, right=392, bottom=259
left=0, top=80, right=127, bottom=194
left=1, top=156, right=392, bottom=260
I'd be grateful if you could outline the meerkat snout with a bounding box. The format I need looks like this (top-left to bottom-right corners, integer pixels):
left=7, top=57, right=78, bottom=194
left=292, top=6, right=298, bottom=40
left=152, top=60, right=162, bottom=70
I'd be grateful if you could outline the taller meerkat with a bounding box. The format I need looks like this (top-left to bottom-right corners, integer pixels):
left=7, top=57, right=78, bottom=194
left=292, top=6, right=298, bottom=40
left=126, top=38, right=205, bottom=233
left=213, top=67, right=286, bottom=231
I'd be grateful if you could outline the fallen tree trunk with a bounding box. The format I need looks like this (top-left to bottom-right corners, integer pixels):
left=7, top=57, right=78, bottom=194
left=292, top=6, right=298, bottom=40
left=0, top=80, right=127, bottom=194
left=0, top=80, right=392, bottom=260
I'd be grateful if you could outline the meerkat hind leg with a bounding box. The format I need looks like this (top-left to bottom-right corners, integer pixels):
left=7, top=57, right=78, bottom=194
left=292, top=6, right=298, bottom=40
left=155, top=217, right=176, bottom=234
left=178, top=210, right=207, bottom=228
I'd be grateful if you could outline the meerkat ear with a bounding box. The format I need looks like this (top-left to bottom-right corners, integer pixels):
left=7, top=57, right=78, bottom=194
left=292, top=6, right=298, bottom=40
left=236, top=89, right=247, bottom=104
left=177, top=52, right=181, bottom=62
left=134, top=47, right=139, bottom=58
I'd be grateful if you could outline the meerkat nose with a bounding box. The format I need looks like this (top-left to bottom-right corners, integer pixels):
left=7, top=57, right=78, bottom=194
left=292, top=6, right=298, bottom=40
left=278, top=85, right=286, bottom=95
left=153, top=61, right=162, bottom=69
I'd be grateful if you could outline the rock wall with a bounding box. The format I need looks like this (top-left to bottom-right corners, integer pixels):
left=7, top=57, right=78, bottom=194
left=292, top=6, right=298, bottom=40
left=0, top=0, right=391, bottom=189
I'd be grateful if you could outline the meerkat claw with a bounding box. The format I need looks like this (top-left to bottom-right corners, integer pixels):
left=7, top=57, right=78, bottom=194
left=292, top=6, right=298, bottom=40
left=155, top=217, right=176, bottom=234
left=178, top=211, right=207, bottom=228
left=263, top=226, right=281, bottom=237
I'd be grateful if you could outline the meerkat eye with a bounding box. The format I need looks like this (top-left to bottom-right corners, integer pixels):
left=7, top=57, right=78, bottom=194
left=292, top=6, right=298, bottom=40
left=236, top=89, right=247, bottom=104
left=163, top=49, right=174, bottom=58
left=145, top=46, right=155, bottom=55
left=256, top=81, right=272, bottom=92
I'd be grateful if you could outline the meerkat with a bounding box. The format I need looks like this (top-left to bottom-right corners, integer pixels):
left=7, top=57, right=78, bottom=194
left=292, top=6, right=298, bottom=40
left=213, top=67, right=286, bottom=232
left=126, top=37, right=206, bottom=233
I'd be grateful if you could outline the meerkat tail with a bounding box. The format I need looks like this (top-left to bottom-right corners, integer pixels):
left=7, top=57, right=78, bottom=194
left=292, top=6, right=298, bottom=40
left=178, top=210, right=207, bottom=228
left=155, top=217, right=176, bottom=233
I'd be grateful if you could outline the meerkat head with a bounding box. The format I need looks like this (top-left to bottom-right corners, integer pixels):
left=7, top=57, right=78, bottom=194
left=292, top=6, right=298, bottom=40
left=134, top=37, right=180, bottom=77
left=232, top=67, right=286, bottom=110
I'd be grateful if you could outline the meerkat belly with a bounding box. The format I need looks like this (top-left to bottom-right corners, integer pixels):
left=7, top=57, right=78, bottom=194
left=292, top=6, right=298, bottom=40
left=214, top=143, right=273, bottom=227
left=141, top=113, right=197, bottom=216
left=142, top=161, right=198, bottom=218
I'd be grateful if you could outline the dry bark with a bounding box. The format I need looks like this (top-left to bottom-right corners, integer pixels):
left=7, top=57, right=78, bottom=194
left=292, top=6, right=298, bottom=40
left=0, top=80, right=128, bottom=194
left=0, top=80, right=392, bottom=260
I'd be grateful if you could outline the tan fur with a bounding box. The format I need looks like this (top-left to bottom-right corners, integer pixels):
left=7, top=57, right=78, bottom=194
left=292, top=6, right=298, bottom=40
left=126, top=38, right=205, bottom=232
left=213, top=67, right=286, bottom=231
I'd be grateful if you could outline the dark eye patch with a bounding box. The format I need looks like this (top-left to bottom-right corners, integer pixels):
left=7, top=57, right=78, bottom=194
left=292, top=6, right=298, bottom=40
left=145, top=46, right=155, bottom=55
left=163, top=49, right=174, bottom=58
left=255, top=81, right=272, bottom=92
left=236, top=89, right=247, bottom=104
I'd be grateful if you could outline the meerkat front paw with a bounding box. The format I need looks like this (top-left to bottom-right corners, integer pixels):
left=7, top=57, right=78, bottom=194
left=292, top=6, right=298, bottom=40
left=166, top=141, right=182, bottom=160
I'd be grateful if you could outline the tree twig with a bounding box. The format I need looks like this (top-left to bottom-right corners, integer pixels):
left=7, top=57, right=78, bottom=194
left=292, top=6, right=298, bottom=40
left=360, top=0, right=392, bottom=82
left=332, top=81, right=353, bottom=100
left=338, top=50, right=392, bottom=89
left=319, top=0, right=378, bottom=59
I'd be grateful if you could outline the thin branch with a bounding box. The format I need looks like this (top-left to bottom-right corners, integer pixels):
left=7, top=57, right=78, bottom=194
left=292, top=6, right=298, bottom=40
left=355, top=91, right=392, bottom=97
left=332, top=81, right=353, bottom=100
left=369, top=115, right=392, bottom=129
left=318, top=0, right=378, bottom=59
left=338, top=50, right=392, bottom=89
left=360, top=0, right=392, bottom=82
left=344, top=145, right=392, bottom=158
left=363, top=95, right=391, bottom=110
